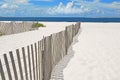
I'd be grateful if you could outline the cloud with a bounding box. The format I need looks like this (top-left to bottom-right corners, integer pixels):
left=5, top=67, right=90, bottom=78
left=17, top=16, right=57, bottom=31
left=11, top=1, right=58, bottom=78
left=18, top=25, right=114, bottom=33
left=0, top=0, right=36, bottom=16
left=46, top=0, right=120, bottom=17
left=110, top=1, right=120, bottom=9
left=33, top=0, right=52, bottom=1
left=0, top=3, right=19, bottom=9
left=3, top=0, right=28, bottom=4
left=13, top=0, right=28, bottom=3
left=15, top=0, right=28, bottom=3
left=0, top=1, right=45, bottom=17
left=1, top=3, right=8, bottom=8
left=74, top=0, right=120, bottom=16
left=47, top=1, right=91, bottom=15
left=94, top=0, right=99, bottom=3
left=0, top=0, right=28, bottom=9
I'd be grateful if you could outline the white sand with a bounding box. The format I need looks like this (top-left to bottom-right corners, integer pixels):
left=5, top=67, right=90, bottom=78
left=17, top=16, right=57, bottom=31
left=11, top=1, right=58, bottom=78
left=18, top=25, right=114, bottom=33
left=0, top=22, right=75, bottom=56
left=0, top=22, right=76, bottom=80
left=63, top=23, right=120, bottom=80
left=1, top=22, right=120, bottom=80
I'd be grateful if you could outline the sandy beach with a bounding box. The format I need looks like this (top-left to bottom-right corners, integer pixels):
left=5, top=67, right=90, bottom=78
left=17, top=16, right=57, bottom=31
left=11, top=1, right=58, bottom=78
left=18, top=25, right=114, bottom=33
left=1, top=22, right=120, bottom=80
left=50, top=23, right=120, bottom=80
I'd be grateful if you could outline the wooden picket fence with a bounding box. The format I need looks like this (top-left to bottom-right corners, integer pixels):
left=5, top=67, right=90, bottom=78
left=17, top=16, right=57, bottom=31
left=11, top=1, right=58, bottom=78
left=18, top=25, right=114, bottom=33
left=0, top=22, right=80, bottom=80
left=0, top=22, right=37, bottom=35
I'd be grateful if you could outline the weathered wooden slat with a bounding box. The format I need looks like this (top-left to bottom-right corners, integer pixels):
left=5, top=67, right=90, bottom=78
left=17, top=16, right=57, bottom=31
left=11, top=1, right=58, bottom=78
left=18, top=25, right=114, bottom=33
left=16, top=49, right=24, bottom=80
left=41, top=50, right=45, bottom=80
left=38, top=41, right=40, bottom=80
left=31, top=44, right=35, bottom=80
left=38, top=41, right=43, bottom=80
left=4, top=54, right=12, bottom=80
left=0, top=59, right=5, bottom=80
left=22, top=47, right=28, bottom=80
left=40, top=40, right=43, bottom=80
left=34, top=43, right=38, bottom=80
left=65, top=27, right=68, bottom=54
left=9, top=51, right=18, bottom=80
left=43, top=37, right=48, bottom=80
left=27, top=46, right=32, bottom=80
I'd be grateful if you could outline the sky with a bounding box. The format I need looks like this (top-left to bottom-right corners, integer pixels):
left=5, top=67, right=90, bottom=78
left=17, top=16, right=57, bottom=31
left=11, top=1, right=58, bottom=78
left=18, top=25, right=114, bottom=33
left=0, top=0, right=120, bottom=17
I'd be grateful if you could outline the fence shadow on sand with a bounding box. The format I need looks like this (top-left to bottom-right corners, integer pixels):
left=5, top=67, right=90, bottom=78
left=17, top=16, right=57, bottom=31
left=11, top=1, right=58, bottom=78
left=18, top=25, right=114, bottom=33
left=50, top=29, right=81, bottom=80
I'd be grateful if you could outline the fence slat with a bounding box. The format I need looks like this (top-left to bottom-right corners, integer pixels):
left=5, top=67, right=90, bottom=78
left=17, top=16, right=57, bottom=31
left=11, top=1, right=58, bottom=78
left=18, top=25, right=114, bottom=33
left=27, top=46, right=32, bottom=80
left=39, top=41, right=43, bottom=80
left=31, top=44, right=35, bottom=80
left=0, top=59, right=5, bottom=80
left=16, top=49, right=24, bottom=80
left=22, top=47, right=28, bottom=80
left=41, top=50, right=45, bottom=80
left=9, top=51, right=18, bottom=80
left=38, top=41, right=40, bottom=80
left=4, top=54, right=12, bottom=80
left=34, top=43, right=38, bottom=80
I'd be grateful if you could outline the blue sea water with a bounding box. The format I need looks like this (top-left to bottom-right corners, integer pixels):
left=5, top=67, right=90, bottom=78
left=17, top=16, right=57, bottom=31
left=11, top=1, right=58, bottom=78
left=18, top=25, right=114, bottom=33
left=0, top=17, right=120, bottom=22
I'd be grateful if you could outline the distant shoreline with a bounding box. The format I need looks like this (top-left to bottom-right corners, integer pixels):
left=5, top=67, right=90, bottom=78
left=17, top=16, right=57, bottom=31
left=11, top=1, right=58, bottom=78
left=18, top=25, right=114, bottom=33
left=0, top=17, right=120, bottom=22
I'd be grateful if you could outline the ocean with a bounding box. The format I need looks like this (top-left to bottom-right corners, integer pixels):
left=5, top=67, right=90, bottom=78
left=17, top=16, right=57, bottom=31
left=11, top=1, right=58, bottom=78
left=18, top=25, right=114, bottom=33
left=0, top=17, right=120, bottom=22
